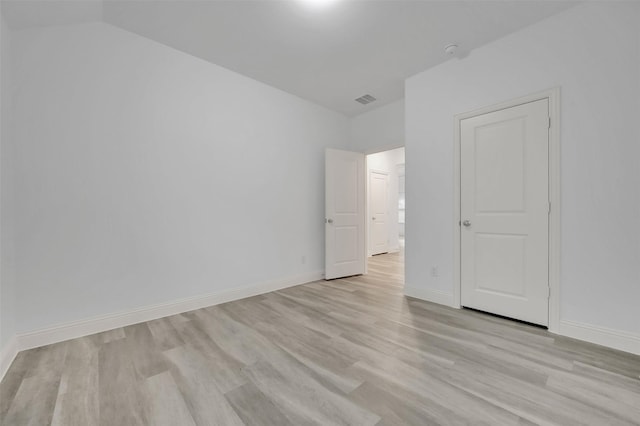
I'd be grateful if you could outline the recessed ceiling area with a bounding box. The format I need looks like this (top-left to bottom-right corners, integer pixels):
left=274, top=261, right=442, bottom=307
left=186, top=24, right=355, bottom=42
left=1, top=0, right=580, bottom=116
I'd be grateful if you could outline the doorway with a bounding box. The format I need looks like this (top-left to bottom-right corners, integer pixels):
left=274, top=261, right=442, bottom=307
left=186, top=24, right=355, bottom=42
left=366, top=147, right=405, bottom=257
left=324, top=146, right=406, bottom=284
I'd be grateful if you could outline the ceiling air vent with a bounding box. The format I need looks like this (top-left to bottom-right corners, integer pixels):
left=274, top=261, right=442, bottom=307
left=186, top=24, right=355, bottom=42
left=355, top=94, right=377, bottom=105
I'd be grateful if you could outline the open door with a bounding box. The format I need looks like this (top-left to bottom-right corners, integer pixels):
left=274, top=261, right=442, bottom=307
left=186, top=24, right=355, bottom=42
left=325, top=148, right=366, bottom=280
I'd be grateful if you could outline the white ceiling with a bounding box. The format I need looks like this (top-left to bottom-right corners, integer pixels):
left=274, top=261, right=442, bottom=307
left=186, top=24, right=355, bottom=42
left=2, top=0, right=580, bottom=116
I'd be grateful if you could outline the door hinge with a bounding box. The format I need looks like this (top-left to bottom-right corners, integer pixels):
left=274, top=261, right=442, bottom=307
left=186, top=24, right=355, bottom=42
left=548, top=201, right=551, bottom=215
left=548, top=286, right=551, bottom=299
left=548, top=117, right=551, bottom=129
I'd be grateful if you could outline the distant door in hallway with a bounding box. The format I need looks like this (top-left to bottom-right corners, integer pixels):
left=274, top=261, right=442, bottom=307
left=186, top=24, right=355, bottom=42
left=325, top=149, right=366, bottom=280
left=460, top=98, right=550, bottom=326
left=369, top=171, right=389, bottom=255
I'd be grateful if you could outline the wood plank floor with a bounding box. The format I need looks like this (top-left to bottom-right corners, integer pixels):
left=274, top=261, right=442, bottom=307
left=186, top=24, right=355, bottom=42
left=2, top=252, right=639, bottom=425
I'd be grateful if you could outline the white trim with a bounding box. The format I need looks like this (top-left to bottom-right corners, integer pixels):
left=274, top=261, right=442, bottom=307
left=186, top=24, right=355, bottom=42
left=13, top=270, right=323, bottom=354
left=559, top=320, right=640, bottom=356
left=0, top=335, right=19, bottom=382
left=453, top=113, right=462, bottom=311
left=547, top=89, right=561, bottom=334
left=404, top=285, right=457, bottom=308
left=452, top=88, right=561, bottom=331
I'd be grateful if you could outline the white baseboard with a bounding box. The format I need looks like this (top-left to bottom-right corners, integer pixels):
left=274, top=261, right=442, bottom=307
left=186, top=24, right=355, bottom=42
left=404, top=285, right=457, bottom=308
left=558, top=319, right=640, bottom=356
left=0, top=335, right=19, bottom=383
left=13, top=270, right=323, bottom=356
left=403, top=289, right=640, bottom=356
left=4, top=274, right=638, bottom=381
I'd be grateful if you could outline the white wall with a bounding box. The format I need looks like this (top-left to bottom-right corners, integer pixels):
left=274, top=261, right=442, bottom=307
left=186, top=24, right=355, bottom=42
left=366, top=147, right=405, bottom=254
left=10, top=22, right=349, bottom=333
left=350, top=99, right=404, bottom=153
left=1, top=13, right=17, bottom=354
left=406, top=2, right=640, bottom=335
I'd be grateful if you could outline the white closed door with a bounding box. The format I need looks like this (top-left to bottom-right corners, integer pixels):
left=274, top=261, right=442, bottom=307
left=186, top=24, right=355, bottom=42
left=369, top=171, right=389, bottom=255
left=461, top=98, right=549, bottom=326
left=325, top=149, right=366, bottom=280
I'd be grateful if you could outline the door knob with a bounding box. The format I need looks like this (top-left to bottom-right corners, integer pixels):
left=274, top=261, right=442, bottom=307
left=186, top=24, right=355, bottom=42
left=327, top=218, right=334, bottom=224
left=372, top=217, right=376, bottom=221
left=462, top=220, right=471, bottom=227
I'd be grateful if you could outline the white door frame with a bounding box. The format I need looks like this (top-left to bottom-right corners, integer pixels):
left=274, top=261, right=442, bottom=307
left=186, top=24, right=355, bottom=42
left=453, top=88, right=561, bottom=333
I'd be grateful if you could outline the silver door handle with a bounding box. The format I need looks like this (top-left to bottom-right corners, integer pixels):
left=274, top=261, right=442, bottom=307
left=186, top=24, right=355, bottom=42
left=327, top=218, right=334, bottom=224
left=462, top=220, right=471, bottom=227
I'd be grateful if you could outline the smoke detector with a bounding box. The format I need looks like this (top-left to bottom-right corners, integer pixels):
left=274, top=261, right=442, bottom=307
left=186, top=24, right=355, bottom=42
left=444, top=44, right=458, bottom=55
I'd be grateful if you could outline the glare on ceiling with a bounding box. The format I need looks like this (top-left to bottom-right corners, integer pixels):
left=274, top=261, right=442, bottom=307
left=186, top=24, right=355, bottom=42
left=299, top=0, right=339, bottom=9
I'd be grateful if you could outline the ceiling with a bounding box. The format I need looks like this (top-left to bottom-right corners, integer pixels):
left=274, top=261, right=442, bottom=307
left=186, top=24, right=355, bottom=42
left=2, top=0, right=580, bottom=116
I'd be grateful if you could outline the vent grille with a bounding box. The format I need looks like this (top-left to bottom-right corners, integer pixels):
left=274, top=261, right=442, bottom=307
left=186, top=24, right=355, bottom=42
left=355, top=94, right=377, bottom=105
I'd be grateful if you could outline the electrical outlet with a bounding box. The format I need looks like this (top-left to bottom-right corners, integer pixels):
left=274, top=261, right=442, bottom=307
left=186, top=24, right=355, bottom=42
left=431, top=266, right=439, bottom=277
left=301, top=255, right=306, bottom=265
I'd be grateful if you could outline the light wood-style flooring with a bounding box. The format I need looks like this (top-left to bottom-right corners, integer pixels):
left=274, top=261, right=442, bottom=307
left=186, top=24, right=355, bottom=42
left=1, top=252, right=639, bottom=425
